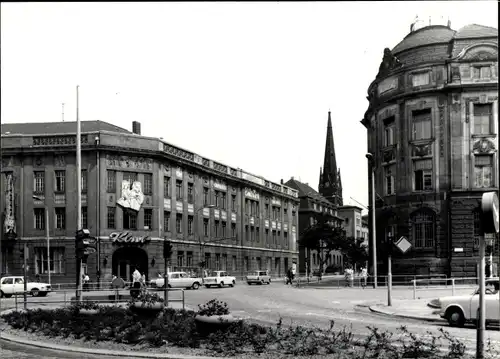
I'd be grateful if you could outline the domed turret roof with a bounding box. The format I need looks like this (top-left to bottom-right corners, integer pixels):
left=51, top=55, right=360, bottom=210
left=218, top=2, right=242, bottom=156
left=392, top=25, right=456, bottom=54
left=454, top=24, right=498, bottom=39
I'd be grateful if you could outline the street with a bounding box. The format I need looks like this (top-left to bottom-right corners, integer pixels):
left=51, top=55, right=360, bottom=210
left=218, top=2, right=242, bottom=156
left=1, top=280, right=499, bottom=358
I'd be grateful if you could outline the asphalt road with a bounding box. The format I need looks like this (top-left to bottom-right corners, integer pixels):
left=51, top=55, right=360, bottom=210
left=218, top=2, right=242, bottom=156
left=1, top=281, right=499, bottom=358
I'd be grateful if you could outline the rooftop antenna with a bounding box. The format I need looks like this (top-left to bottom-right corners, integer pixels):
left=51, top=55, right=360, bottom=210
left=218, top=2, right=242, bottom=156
left=62, top=103, right=65, bottom=122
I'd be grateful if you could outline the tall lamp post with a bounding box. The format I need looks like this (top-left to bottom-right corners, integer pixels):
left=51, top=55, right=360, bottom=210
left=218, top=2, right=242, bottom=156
left=366, top=153, right=377, bottom=288
left=33, top=195, right=50, bottom=286
left=387, top=230, right=393, bottom=306
left=195, top=204, right=215, bottom=279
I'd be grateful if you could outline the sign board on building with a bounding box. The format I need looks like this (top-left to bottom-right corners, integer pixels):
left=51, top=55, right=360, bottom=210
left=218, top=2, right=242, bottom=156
left=481, top=192, right=499, bottom=234
left=395, top=236, right=412, bottom=254
left=110, top=232, right=151, bottom=245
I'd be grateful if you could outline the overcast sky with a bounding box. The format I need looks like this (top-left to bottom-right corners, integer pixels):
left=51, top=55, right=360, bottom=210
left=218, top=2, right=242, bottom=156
left=1, top=1, right=498, bottom=212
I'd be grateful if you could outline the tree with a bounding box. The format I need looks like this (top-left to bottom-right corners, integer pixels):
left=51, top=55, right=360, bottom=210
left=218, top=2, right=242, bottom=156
left=343, top=237, right=369, bottom=269
left=299, top=213, right=346, bottom=275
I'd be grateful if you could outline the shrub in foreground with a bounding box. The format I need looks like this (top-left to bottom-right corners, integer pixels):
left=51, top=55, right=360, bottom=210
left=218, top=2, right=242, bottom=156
left=1, top=299, right=499, bottom=358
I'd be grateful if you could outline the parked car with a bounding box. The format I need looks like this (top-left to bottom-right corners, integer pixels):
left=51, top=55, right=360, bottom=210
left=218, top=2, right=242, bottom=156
left=150, top=271, right=202, bottom=290
left=0, top=276, right=52, bottom=298
left=246, top=270, right=271, bottom=285
left=203, top=270, right=236, bottom=288
left=433, top=277, right=499, bottom=327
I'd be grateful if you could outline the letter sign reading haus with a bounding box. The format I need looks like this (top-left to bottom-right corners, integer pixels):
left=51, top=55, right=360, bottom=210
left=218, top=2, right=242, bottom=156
left=110, top=232, right=151, bottom=245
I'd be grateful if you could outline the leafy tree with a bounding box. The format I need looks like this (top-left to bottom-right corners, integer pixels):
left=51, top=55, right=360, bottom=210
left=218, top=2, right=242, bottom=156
left=299, top=213, right=347, bottom=275
left=343, top=237, right=369, bottom=269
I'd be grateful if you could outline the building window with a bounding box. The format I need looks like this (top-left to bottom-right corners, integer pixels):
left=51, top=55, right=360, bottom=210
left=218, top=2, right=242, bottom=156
left=412, top=109, right=432, bottom=140
left=107, top=207, right=116, bottom=229
left=473, top=104, right=493, bottom=135
left=231, top=194, right=236, bottom=212
left=265, top=229, right=269, bottom=243
left=187, top=183, right=194, bottom=203
left=143, top=174, right=153, bottom=195
left=81, top=170, right=87, bottom=193
left=186, top=252, right=193, bottom=267
left=34, top=208, right=45, bottom=230
left=215, top=191, right=220, bottom=207
left=256, top=227, right=260, bottom=242
left=414, top=159, right=432, bottom=191
left=222, top=221, right=227, bottom=237
left=164, top=177, right=171, bottom=198
left=203, top=219, right=209, bottom=236
left=176, top=181, right=183, bottom=200
left=205, top=253, right=212, bottom=269
left=222, top=254, right=228, bottom=271
left=55, top=208, right=65, bottom=229
left=107, top=171, right=116, bottom=193
left=144, top=209, right=152, bottom=229
left=473, top=210, right=481, bottom=249
left=411, top=210, right=435, bottom=248
left=188, top=216, right=194, bottom=235
left=250, top=226, right=255, bottom=241
left=203, top=188, right=209, bottom=205
left=272, top=230, right=276, bottom=244
left=256, top=257, right=261, bottom=270
left=123, top=211, right=137, bottom=230
left=385, top=165, right=395, bottom=195
left=221, top=192, right=226, bottom=210
left=412, top=72, right=430, bottom=87
left=215, top=220, right=220, bottom=237
left=245, top=225, right=249, bottom=241
left=215, top=254, right=220, bottom=270
left=123, top=172, right=137, bottom=183
left=164, top=211, right=171, bottom=232
left=82, top=207, right=88, bottom=229
left=383, top=117, right=395, bottom=147
left=473, top=66, right=491, bottom=79
left=284, top=231, right=288, bottom=247
left=177, top=251, right=184, bottom=267
left=34, top=171, right=45, bottom=194
left=35, top=247, right=65, bottom=274
left=232, top=256, right=237, bottom=271
left=474, top=155, right=493, bottom=188
left=231, top=223, right=236, bottom=238
left=54, top=171, right=66, bottom=192
left=176, top=214, right=183, bottom=233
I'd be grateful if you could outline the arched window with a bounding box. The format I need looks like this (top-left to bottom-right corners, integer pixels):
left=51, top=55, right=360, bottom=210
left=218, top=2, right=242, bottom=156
left=473, top=209, right=481, bottom=250
left=411, top=210, right=435, bottom=248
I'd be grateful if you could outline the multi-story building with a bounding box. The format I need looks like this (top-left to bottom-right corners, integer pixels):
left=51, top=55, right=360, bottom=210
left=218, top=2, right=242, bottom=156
left=338, top=206, right=363, bottom=239
left=361, top=215, right=369, bottom=247
left=286, top=111, right=345, bottom=274
left=0, top=120, right=299, bottom=284
left=361, top=20, right=498, bottom=277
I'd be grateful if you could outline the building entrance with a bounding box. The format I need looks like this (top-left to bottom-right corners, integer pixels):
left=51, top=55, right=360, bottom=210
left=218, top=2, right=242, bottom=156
left=112, top=246, right=148, bottom=282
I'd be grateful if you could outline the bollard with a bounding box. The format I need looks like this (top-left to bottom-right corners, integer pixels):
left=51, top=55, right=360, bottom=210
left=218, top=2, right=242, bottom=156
left=412, top=280, right=416, bottom=299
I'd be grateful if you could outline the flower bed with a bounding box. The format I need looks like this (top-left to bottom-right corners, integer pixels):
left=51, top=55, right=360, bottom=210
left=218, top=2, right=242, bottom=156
left=1, top=300, right=499, bottom=359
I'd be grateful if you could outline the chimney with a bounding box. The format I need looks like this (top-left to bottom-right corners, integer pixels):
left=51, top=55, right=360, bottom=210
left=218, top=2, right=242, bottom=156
left=132, top=121, right=141, bottom=135
left=291, top=176, right=294, bottom=180
left=280, top=179, right=283, bottom=184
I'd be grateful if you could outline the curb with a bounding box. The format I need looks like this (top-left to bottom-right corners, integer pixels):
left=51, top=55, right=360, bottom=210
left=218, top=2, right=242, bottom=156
left=368, top=305, right=445, bottom=323
left=0, top=332, right=222, bottom=359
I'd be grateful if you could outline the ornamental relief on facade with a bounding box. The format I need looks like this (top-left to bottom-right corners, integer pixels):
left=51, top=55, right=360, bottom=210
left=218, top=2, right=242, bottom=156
left=3, top=172, right=16, bottom=238
left=54, top=155, right=66, bottom=167
left=382, top=149, right=396, bottom=163
left=460, top=45, right=498, bottom=62
left=472, top=138, right=496, bottom=154
left=1, top=156, right=14, bottom=168
left=106, top=154, right=153, bottom=171
left=412, top=143, right=432, bottom=157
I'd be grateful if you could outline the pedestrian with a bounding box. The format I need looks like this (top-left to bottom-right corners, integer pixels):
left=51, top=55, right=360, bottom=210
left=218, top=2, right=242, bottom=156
left=485, top=261, right=491, bottom=278
left=285, top=267, right=293, bottom=285
left=131, top=267, right=142, bottom=298
left=349, top=267, right=354, bottom=288
left=83, top=273, right=90, bottom=291
left=141, top=272, right=147, bottom=287
left=111, top=274, right=125, bottom=301
left=360, top=267, right=368, bottom=289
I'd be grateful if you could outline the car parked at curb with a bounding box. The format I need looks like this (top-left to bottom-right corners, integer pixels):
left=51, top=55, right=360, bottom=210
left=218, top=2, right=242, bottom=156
left=203, top=270, right=236, bottom=288
left=150, top=271, right=203, bottom=290
left=433, top=277, right=499, bottom=328
left=0, top=276, right=52, bottom=298
left=246, top=270, right=271, bottom=285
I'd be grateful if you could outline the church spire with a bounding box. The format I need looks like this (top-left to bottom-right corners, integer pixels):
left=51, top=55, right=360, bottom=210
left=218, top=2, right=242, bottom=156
left=319, top=110, right=342, bottom=207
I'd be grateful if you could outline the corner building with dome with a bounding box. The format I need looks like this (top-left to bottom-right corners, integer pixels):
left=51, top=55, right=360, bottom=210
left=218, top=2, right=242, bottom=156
left=362, top=22, right=498, bottom=278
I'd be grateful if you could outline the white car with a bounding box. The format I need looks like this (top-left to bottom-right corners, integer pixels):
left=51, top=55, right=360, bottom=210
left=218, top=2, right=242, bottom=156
left=204, top=270, right=236, bottom=288
left=246, top=270, right=271, bottom=285
left=434, top=278, right=499, bottom=327
left=150, top=272, right=202, bottom=290
left=0, top=276, right=52, bottom=298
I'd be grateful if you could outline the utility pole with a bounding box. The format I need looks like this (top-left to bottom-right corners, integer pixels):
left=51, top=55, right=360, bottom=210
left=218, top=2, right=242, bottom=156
left=23, top=242, right=27, bottom=310
left=387, top=231, right=393, bottom=306
left=76, top=85, right=82, bottom=302
left=477, top=228, right=486, bottom=359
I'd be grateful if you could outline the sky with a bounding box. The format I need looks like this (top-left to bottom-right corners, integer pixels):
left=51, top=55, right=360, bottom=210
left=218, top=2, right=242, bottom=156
left=1, top=1, right=498, bottom=213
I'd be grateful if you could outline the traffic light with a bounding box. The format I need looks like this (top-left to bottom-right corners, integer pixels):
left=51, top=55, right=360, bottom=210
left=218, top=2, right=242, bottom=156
left=75, top=229, right=96, bottom=262
left=163, top=239, right=173, bottom=259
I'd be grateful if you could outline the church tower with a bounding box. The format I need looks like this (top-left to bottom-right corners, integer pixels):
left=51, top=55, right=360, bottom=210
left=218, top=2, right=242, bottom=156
left=318, top=111, right=343, bottom=207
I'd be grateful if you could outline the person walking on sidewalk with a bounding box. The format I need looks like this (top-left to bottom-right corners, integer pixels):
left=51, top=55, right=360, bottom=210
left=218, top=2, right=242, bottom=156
left=360, top=267, right=368, bottom=289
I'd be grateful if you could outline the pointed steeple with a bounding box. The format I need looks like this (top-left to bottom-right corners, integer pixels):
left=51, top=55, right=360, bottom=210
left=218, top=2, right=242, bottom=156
left=318, top=167, right=323, bottom=189
left=319, top=111, right=342, bottom=207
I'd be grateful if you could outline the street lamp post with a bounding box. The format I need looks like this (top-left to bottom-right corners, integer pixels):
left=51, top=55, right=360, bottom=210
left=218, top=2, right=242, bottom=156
left=195, top=204, right=215, bottom=279
left=387, top=231, right=393, bottom=307
left=366, top=153, right=377, bottom=288
left=33, top=195, right=50, bottom=286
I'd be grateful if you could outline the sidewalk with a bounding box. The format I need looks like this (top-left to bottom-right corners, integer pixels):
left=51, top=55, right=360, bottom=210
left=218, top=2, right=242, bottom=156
left=368, top=298, right=444, bottom=322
